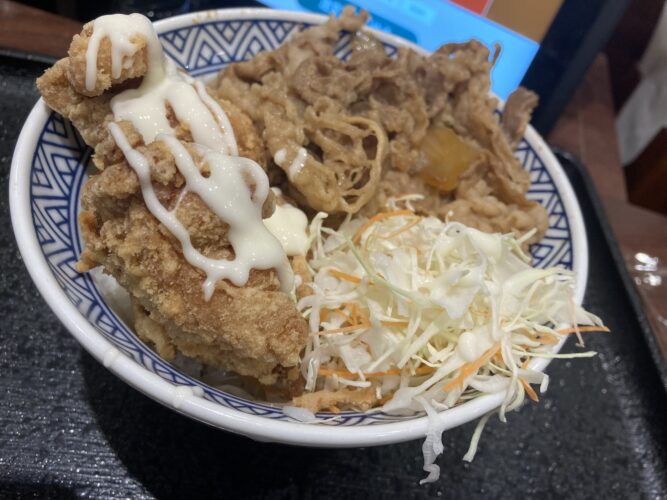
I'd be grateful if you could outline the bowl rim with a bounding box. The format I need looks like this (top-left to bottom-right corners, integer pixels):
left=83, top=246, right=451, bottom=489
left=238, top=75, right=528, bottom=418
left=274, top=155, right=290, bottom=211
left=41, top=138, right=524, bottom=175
left=9, top=7, right=588, bottom=447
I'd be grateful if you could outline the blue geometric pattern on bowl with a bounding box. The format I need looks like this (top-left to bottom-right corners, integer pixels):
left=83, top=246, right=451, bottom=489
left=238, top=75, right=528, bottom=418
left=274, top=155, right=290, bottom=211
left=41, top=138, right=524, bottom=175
left=29, top=18, right=571, bottom=425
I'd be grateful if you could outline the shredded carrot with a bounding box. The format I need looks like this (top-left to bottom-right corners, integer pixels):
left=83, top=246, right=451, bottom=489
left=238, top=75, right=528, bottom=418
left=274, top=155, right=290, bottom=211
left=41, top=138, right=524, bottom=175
left=318, top=367, right=379, bottom=378
left=322, top=301, right=407, bottom=332
left=366, top=217, right=421, bottom=254
left=352, top=209, right=414, bottom=243
left=558, top=325, right=610, bottom=335
left=341, top=303, right=354, bottom=321
left=329, top=268, right=362, bottom=284
left=320, top=307, right=350, bottom=323
left=318, top=323, right=371, bottom=335
left=537, top=332, right=559, bottom=345
left=318, top=365, right=435, bottom=379
left=363, top=219, right=420, bottom=250
left=492, top=351, right=505, bottom=368
left=516, top=328, right=561, bottom=346
left=520, top=329, right=559, bottom=346
left=567, top=295, right=586, bottom=347
left=380, top=320, right=409, bottom=328
left=351, top=303, right=363, bottom=324
left=470, top=308, right=490, bottom=318
left=339, top=309, right=352, bottom=321
left=377, top=217, right=421, bottom=240
left=443, top=343, right=501, bottom=392
left=411, top=365, right=437, bottom=376
left=520, top=379, right=539, bottom=402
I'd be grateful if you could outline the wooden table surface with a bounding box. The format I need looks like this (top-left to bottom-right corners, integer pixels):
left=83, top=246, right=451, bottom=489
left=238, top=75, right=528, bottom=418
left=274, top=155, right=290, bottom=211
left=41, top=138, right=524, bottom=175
left=2, top=0, right=666, bottom=359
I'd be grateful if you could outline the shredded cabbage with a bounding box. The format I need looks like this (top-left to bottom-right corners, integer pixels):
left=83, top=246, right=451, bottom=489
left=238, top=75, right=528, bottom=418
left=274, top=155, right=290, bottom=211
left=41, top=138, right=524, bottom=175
left=296, top=197, right=605, bottom=483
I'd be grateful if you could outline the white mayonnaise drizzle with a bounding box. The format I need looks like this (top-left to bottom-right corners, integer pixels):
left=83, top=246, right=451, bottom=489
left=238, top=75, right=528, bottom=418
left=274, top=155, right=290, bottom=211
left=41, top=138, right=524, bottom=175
left=87, top=14, right=236, bottom=153
left=264, top=189, right=309, bottom=256
left=273, top=147, right=307, bottom=179
left=86, top=14, right=296, bottom=299
left=111, top=57, right=237, bottom=152
left=85, top=13, right=151, bottom=91
left=193, top=80, right=238, bottom=155
left=109, top=124, right=293, bottom=298
left=274, top=148, right=287, bottom=166
left=288, top=147, right=307, bottom=178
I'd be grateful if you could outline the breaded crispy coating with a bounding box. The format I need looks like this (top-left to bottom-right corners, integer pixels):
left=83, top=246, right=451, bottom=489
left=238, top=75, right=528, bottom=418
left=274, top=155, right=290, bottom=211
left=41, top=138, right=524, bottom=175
left=38, top=22, right=308, bottom=385
left=77, top=140, right=307, bottom=383
left=37, top=34, right=266, bottom=169
left=67, top=21, right=149, bottom=97
left=36, top=58, right=122, bottom=169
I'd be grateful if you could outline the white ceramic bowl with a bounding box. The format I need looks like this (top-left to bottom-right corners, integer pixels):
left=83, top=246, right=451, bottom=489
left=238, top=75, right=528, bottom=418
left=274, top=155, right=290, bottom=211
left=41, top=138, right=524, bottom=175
left=9, top=8, right=588, bottom=447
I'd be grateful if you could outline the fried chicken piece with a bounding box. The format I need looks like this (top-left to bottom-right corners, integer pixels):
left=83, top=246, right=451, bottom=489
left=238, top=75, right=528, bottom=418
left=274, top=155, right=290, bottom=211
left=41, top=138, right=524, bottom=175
left=36, top=58, right=122, bottom=169
left=38, top=20, right=307, bottom=384
left=37, top=52, right=266, bottom=169
left=67, top=20, right=149, bottom=97
left=77, top=141, right=307, bottom=384
left=133, top=294, right=308, bottom=398
left=293, top=387, right=379, bottom=413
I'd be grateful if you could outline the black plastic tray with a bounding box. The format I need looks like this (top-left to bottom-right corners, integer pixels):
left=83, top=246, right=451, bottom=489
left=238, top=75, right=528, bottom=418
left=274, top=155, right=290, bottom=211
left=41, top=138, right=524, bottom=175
left=1, top=51, right=666, bottom=499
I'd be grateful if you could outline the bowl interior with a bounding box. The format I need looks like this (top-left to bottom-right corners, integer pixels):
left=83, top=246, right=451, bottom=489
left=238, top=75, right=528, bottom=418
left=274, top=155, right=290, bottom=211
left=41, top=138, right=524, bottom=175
left=20, top=11, right=585, bottom=430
